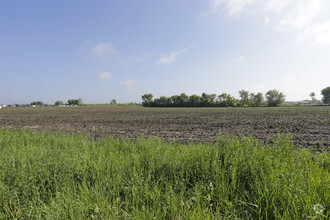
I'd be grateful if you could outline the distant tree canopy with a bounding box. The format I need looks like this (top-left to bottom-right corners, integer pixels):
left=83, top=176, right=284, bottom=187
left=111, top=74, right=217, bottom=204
left=321, top=86, right=330, bottom=104
left=239, top=90, right=249, bottom=106
left=55, top=101, right=64, bottom=106
left=141, top=94, right=153, bottom=107
left=141, top=90, right=284, bottom=107
left=250, top=92, right=264, bottom=107
left=110, top=99, right=117, bottom=105
left=265, top=90, right=285, bottom=107
left=67, top=98, right=83, bottom=106
left=30, top=101, right=44, bottom=106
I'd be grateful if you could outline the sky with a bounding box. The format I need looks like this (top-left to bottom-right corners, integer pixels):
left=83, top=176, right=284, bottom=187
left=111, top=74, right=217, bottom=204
left=1, top=0, right=330, bottom=104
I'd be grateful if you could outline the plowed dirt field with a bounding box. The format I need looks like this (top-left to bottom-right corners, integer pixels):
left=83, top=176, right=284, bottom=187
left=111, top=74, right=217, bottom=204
left=0, top=106, right=329, bottom=151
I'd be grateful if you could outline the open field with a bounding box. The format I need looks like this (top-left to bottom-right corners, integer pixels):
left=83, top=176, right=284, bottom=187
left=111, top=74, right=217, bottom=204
left=0, top=130, right=328, bottom=219
left=1, top=107, right=329, bottom=218
left=0, top=106, right=329, bottom=150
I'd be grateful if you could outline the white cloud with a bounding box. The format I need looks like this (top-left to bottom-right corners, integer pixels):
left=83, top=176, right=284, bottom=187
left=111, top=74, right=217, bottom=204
left=134, top=53, right=149, bottom=62
left=264, top=17, right=270, bottom=27
left=210, top=0, right=257, bottom=15
left=296, top=20, right=330, bottom=47
left=210, top=0, right=224, bottom=14
left=237, top=56, right=245, bottom=62
left=266, top=0, right=290, bottom=12
left=97, top=72, right=112, bottom=81
left=156, top=47, right=190, bottom=64
left=121, top=79, right=138, bottom=91
left=91, top=43, right=118, bottom=59
left=210, top=0, right=330, bottom=47
left=277, top=0, right=323, bottom=31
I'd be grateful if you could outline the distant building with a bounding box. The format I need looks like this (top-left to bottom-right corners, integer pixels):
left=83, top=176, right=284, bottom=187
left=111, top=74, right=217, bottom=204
left=284, top=101, right=297, bottom=106
left=301, top=100, right=311, bottom=105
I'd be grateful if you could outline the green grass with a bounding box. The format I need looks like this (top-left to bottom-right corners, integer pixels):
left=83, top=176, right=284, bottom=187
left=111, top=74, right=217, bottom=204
left=0, top=130, right=328, bottom=219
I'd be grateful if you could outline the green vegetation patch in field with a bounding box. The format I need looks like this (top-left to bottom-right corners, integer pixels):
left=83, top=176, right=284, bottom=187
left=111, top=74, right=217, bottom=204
left=0, top=130, right=329, bottom=219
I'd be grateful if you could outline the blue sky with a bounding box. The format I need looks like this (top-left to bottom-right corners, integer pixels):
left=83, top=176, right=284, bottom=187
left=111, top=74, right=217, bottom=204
left=1, top=0, right=330, bottom=104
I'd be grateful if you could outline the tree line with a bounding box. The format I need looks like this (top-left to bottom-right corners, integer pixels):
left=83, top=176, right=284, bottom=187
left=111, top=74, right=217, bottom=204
left=142, top=89, right=286, bottom=107
left=321, top=86, right=330, bottom=104
left=30, top=99, right=83, bottom=107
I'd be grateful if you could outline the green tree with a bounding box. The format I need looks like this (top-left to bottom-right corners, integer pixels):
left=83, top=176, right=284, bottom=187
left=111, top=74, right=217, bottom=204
left=179, top=93, right=189, bottom=106
left=309, top=92, right=317, bottom=104
left=226, top=94, right=238, bottom=107
left=55, top=101, right=64, bottom=106
left=67, top=99, right=74, bottom=105
left=67, top=99, right=83, bottom=106
left=218, top=93, right=228, bottom=107
left=321, top=86, right=330, bottom=104
left=188, top=95, right=201, bottom=107
left=218, top=93, right=237, bottom=107
left=153, top=96, right=171, bottom=107
left=77, top=98, right=83, bottom=106
left=250, top=92, right=264, bottom=107
left=200, top=93, right=217, bottom=107
left=239, top=90, right=250, bottom=106
left=171, top=95, right=180, bottom=106
left=265, top=90, right=285, bottom=107
left=142, top=94, right=153, bottom=107
left=110, top=99, right=117, bottom=105
left=30, top=101, right=44, bottom=106
left=209, top=94, right=217, bottom=106
left=201, top=93, right=210, bottom=106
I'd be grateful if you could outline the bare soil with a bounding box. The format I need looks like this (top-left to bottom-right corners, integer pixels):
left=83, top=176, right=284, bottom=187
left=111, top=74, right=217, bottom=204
left=0, top=106, right=329, bottom=151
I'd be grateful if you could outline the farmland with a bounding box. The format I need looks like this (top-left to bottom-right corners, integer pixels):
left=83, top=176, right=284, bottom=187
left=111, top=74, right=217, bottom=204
left=0, top=106, right=329, bottom=218
left=0, top=106, right=329, bottom=150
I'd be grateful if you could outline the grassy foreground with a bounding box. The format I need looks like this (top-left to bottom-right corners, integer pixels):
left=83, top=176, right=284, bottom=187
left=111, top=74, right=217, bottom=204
left=0, top=130, right=328, bottom=219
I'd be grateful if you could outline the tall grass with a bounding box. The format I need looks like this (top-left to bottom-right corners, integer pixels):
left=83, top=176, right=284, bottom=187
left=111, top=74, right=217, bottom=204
left=0, top=129, right=328, bottom=219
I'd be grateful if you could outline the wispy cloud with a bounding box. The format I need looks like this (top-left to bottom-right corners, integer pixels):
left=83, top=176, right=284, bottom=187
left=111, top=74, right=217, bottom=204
left=91, top=43, right=118, bottom=59
left=210, top=0, right=257, bottom=15
left=276, top=0, right=324, bottom=31
left=210, top=0, right=223, bottom=14
left=210, top=0, right=330, bottom=47
left=296, top=20, right=330, bottom=47
left=97, top=72, right=112, bottom=81
left=237, top=56, right=245, bottom=62
left=156, top=47, right=190, bottom=64
left=264, top=17, right=270, bottom=27
left=134, top=53, right=149, bottom=62
left=121, top=79, right=138, bottom=91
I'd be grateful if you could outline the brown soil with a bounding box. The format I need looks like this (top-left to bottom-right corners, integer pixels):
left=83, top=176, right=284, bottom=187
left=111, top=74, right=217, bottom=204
left=0, top=106, right=329, bottom=151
